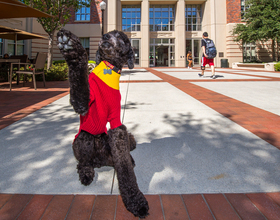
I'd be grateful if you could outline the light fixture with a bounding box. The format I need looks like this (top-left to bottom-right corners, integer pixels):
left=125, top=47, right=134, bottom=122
left=100, top=1, right=106, bottom=35
left=100, top=1, right=106, bottom=11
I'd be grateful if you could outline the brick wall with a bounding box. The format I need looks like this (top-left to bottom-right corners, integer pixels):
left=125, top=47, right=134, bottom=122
left=68, top=1, right=101, bottom=24
left=226, top=0, right=242, bottom=23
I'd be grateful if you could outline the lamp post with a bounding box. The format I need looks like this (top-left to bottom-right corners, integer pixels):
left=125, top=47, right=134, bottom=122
left=100, top=1, right=106, bottom=36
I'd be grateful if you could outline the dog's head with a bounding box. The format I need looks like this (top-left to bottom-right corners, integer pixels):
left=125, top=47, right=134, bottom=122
left=96, top=30, right=134, bottom=71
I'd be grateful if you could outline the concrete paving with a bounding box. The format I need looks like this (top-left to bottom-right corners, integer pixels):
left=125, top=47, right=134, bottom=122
left=0, top=68, right=280, bottom=196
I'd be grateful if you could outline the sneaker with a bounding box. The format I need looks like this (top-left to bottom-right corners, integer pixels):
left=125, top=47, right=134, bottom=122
left=198, top=73, right=203, bottom=77
left=211, top=75, right=216, bottom=79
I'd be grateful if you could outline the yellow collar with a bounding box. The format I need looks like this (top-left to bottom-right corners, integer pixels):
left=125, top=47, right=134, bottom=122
left=93, top=61, right=120, bottom=90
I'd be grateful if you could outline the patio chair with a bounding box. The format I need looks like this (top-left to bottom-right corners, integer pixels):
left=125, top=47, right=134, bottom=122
left=9, top=54, right=28, bottom=83
left=14, top=52, right=47, bottom=90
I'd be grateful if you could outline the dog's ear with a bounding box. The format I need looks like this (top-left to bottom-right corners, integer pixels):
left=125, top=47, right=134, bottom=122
left=96, top=49, right=101, bottom=65
left=127, top=47, right=134, bottom=69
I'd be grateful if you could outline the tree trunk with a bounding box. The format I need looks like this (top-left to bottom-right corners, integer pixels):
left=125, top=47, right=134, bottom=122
left=272, top=39, right=275, bottom=62
left=47, top=32, right=55, bottom=70
left=277, top=39, right=279, bottom=62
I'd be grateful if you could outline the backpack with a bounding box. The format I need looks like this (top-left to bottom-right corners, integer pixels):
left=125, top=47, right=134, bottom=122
left=203, top=39, right=217, bottom=59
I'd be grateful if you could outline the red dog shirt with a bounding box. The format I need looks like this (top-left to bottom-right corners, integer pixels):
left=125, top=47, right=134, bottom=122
left=75, top=61, right=122, bottom=139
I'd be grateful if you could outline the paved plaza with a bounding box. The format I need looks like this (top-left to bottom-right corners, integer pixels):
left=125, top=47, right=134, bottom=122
left=0, top=67, right=280, bottom=219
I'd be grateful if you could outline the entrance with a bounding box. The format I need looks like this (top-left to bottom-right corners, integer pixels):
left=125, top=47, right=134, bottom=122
left=150, top=38, right=175, bottom=67
left=155, top=45, right=168, bottom=66
left=186, top=39, right=201, bottom=66
left=131, top=39, right=140, bottom=66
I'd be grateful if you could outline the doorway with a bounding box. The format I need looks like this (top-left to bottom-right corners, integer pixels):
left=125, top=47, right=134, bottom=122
left=150, top=38, right=175, bottom=67
left=186, top=39, right=201, bottom=66
left=155, top=45, right=168, bottom=66
left=131, top=39, right=140, bottom=66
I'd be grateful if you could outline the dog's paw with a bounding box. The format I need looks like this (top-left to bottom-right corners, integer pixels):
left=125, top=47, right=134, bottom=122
left=126, top=195, right=149, bottom=218
left=57, top=29, right=74, bottom=52
left=77, top=165, right=95, bottom=186
left=57, top=29, right=84, bottom=62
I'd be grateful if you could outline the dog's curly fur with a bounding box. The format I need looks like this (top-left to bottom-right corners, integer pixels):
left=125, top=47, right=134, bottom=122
left=57, top=29, right=149, bottom=218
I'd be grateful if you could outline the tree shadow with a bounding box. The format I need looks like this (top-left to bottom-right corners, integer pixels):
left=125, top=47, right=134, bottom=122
left=128, top=112, right=280, bottom=194
left=0, top=98, right=113, bottom=194
left=1, top=100, right=280, bottom=195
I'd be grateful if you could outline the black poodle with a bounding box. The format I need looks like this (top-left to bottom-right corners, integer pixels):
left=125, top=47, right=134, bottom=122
left=57, top=29, right=149, bottom=218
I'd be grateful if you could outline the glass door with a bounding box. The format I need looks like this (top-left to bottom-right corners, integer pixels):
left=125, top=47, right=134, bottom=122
left=150, top=38, right=175, bottom=67
left=131, top=39, right=140, bottom=66
left=155, top=45, right=168, bottom=66
left=186, top=39, right=201, bottom=66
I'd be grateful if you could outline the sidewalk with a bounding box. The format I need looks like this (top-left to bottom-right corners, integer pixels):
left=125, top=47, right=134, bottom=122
left=0, top=68, right=280, bottom=219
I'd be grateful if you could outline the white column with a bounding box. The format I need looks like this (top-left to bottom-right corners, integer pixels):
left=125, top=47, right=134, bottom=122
left=116, top=0, right=122, bottom=31
left=175, top=0, right=186, bottom=67
left=107, top=0, right=117, bottom=32
left=210, top=0, right=217, bottom=46
left=141, top=0, right=150, bottom=67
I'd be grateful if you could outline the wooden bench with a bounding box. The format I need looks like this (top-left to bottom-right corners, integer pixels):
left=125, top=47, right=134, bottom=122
left=232, top=62, right=275, bottom=71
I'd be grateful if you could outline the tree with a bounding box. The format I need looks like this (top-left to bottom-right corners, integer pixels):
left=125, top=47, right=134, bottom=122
left=24, top=0, right=92, bottom=69
left=232, top=0, right=280, bottom=61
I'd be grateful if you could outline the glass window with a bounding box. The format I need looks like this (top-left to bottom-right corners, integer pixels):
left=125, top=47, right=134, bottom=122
left=0, top=39, right=3, bottom=57
left=149, top=5, right=175, bottom=31
left=122, top=5, right=141, bottom=32
left=76, top=1, right=90, bottom=21
left=241, top=0, right=249, bottom=19
left=80, top=38, right=90, bottom=58
left=243, top=42, right=256, bottom=62
left=7, top=40, right=24, bottom=56
left=185, top=5, right=202, bottom=31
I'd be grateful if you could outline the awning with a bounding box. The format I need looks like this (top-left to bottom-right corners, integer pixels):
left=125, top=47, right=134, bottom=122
left=0, top=0, right=52, bottom=19
left=0, top=25, right=20, bottom=33
left=0, top=30, right=48, bottom=41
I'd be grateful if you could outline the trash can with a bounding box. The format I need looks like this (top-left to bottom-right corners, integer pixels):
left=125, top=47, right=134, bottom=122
left=221, top=59, right=228, bottom=68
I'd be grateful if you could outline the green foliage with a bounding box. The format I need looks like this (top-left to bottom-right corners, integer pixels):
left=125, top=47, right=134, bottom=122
left=232, top=0, right=280, bottom=42
left=23, top=0, right=93, bottom=69
left=0, top=63, right=68, bottom=82
left=43, top=62, right=68, bottom=81
left=53, top=60, right=66, bottom=64
left=274, top=62, right=280, bottom=71
left=23, top=0, right=92, bottom=35
left=231, top=0, right=280, bottom=61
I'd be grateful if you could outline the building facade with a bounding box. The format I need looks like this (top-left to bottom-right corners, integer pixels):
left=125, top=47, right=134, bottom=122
left=62, top=0, right=244, bottom=67
left=1, top=0, right=273, bottom=67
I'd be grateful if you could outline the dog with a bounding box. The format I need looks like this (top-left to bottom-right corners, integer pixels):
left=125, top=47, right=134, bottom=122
left=57, top=29, right=149, bottom=218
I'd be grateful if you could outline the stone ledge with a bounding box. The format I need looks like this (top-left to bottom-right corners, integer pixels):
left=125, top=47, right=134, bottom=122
left=232, top=62, right=275, bottom=71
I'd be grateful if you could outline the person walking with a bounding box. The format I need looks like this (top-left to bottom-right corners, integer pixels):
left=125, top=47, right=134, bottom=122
left=198, top=32, right=216, bottom=79
left=187, top=51, right=193, bottom=69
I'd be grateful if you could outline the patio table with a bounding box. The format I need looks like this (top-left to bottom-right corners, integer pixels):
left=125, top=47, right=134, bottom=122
left=0, top=58, right=21, bottom=90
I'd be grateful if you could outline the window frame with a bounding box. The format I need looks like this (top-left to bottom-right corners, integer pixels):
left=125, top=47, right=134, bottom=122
left=149, top=5, right=175, bottom=32
left=185, top=4, right=202, bottom=31
left=241, top=0, right=249, bottom=20
left=75, top=2, right=90, bottom=21
left=7, top=40, right=24, bottom=56
left=243, top=42, right=256, bottom=63
left=80, top=37, right=90, bottom=58
left=122, top=5, right=141, bottom=32
left=0, top=39, right=3, bottom=57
